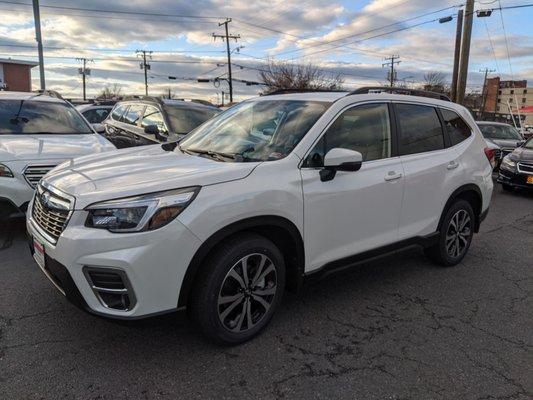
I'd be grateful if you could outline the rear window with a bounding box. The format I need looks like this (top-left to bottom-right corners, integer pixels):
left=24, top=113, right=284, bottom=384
left=164, top=105, right=220, bottom=134
left=0, top=100, right=92, bottom=135
left=478, top=124, right=522, bottom=140
left=396, top=103, right=444, bottom=155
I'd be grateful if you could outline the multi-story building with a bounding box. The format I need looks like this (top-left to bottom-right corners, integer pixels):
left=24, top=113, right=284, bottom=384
left=0, top=58, right=38, bottom=92
left=482, top=77, right=533, bottom=126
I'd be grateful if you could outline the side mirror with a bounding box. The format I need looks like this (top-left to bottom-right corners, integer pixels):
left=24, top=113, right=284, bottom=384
left=92, top=123, right=105, bottom=133
left=320, top=148, right=363, bottom=182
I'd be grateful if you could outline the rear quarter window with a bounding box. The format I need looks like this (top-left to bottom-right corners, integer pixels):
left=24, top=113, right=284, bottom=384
left=440, top=108, right=472, bottom=146
left=111, top=104, right=127, bottom=121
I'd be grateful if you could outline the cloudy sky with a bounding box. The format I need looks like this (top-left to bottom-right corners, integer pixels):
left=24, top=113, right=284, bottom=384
left=0, top=0, right=532, bottom=102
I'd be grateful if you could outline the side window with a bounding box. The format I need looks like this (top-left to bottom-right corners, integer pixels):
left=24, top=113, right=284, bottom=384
left=305, top=103, right=391, bottom=167
left=440, top=108, right=472, bottom=146
left=122, top=104, right=145, bottom=126
left=141, top=106, right=168, bottom=134
left=396, top=103, right=444, bottom=155
left=83, top=108, right=110, bottom=123
left=111, top=104, right=126, bottom=121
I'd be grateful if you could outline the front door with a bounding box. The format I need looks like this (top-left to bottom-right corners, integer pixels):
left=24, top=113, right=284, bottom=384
left=301, top=103, right=404, bottom=272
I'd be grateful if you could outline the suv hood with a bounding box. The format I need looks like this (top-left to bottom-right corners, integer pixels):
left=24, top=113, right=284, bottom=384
left=0, top=134, right=115, bottom=162
left=510, top=147, right=533, bottom=162
left=43, top=145, right=259, bottom=208
left=485, top=138, right=522, bottom=149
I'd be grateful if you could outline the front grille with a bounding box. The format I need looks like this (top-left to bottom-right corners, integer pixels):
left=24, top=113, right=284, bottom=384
left=24, top=165, right=58, bottom=188
left=517, top=162, right=533, bottom=174
left=32, top=186, right=72, bottom=243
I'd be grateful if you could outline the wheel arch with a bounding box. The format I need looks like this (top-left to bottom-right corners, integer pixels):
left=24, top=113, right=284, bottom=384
left=438, top=184, right=483, bottom=233
left=178, top=215, right=305, bottom=308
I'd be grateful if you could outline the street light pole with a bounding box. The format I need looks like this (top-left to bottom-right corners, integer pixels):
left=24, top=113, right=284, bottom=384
left=32, top=0, right=45, bottom=90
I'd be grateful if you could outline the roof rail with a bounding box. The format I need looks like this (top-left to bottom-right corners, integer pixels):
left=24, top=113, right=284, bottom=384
left=347, top=86, right=451, bottom=102
left=261, top=88, right=347, bottom=96
left=34, top=89, right=64, bottom=99
left=121, top=95, right=164, bottom=104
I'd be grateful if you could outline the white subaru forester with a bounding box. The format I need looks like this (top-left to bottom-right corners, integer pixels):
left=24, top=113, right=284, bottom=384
left=27, top=89, right=494, bottom=344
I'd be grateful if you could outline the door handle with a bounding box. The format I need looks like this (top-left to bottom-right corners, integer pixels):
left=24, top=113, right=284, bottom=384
left=384, top=171, right=403, bottom=181
left=447, top=161, right=459, bottom=170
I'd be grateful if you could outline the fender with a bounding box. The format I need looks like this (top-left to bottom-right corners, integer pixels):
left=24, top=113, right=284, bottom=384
left=177, top=215, right=305, bottom=308
left=438, top=184, right=483, bottom=233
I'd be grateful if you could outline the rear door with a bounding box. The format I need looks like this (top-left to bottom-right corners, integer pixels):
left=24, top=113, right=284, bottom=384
left=301, top=102, right=405, bottom=272
left=121, top=104, right=146, bottom=147
left=395, top=102, right=463, bottom=239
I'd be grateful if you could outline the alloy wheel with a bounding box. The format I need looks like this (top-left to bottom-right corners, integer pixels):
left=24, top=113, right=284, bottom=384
left=217, top=253, right=277, bottom=333
left=446, top=209, right=471, bottom=258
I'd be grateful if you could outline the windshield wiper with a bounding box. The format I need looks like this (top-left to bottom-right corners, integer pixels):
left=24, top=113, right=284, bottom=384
left=184, top=148, right=235, bottom=162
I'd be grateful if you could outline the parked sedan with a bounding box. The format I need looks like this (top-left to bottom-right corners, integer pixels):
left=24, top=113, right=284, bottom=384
left=497, top=137, right=533, bottom=191
left=477, top=121, right=524, bottom=162
left=103, top=97, right=221, bottom=148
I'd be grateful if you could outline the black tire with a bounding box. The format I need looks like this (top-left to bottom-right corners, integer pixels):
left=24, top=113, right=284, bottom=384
left=189, top=234, right=285, bottom=345
left=424, top=200, right=475, bottom=267
left=502, top=184, right=513, bottom=192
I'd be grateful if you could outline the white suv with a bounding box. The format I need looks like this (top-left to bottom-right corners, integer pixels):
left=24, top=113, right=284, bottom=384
left=0, top=91, right=115, bottom=221
left=27, top=89, right=494, bottom=344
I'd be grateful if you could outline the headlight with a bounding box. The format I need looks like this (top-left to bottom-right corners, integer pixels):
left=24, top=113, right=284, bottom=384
left=500, top=156, right=516, bottom=171
left=85, top=187, right=199, bottom=232
left=0, top=164, right=14, bottom=178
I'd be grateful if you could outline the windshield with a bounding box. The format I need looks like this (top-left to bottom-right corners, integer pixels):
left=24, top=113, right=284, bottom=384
left=479, top=124, right=522, bottom=140
left=0, top=100, right=92, bottom=135
left=180, top=100, right=329, bottom=161
left=164, top=104, right=220, bottom=134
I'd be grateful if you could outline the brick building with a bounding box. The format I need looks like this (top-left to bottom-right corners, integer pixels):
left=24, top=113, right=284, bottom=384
left=0, top=58, right=38, bottom=92
left=482, top=77, right=533, bottom=126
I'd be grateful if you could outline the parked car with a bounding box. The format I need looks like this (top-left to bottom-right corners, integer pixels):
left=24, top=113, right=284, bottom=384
left=76, top=103, right=113, bottom=124
left=497, top=137, right=533, bottom=191
left=27, top=89, right=493, bottom=344
left=0, top=91, right=115, bottom=222
left=476, top=121, right=524, bottom=163
left=102, top=97, right=220, bottom=148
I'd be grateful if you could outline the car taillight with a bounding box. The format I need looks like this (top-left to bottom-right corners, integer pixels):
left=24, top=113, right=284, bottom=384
left=484, top=147, right=496, bottom=168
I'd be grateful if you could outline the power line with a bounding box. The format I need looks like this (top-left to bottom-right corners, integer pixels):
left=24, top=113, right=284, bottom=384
left=0, top=43, right=225, bottom=54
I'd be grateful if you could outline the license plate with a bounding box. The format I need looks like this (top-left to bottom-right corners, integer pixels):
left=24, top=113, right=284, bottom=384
left=33, top=238, right=46, bottom=269
left=527, top=176, right=533, bottom=185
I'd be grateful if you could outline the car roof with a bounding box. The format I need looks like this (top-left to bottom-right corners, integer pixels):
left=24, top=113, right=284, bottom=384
left=252, top=91, right=458, bottom=108
left=115, top=98, right=219, bottom=111
left=0, top=91, right=66, bottom=103
left=476, top=121, right=514, bottom=127
left=76, top=104, right=113, bottom=112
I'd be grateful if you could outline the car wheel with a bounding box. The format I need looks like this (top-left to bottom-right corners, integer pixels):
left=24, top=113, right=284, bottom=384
left=189, top=234, right=285, bottom=345
left=502, top=184, right=513, bottom=192
left=424, top=200, right=475, bottom=267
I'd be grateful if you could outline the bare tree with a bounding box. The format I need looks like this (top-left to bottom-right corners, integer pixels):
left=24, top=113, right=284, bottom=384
left=98, top=83, right=123, bottom=100
left=259, top=61, right=344, bottom=94
left=422, top=71, right=447, bottom=93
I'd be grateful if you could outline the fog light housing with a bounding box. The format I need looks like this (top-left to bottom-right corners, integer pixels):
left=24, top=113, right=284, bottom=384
left=83, top=267, right=136, bottom=311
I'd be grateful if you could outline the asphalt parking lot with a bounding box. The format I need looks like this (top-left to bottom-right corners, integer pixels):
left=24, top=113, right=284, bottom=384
left=1, top=185, right=532, bottom=400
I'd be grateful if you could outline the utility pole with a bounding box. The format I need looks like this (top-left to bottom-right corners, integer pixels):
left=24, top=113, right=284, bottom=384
left=137, top=50, right=152, bottom=96
left=456, top=0, right=474, bottom=105
left=213, top=19, right=240, bottom=103
left=450, top=9, right=463, bottom=102
left=77, top=58, right=92, bottom=101
left=480, top=67, right=495, bottom=115
left=32, top=0, right=45, bottom=90
left=383, top=55, right=400, bottom=87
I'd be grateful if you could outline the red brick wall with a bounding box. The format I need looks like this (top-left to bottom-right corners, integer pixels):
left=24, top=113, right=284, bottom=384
left=484, top=77, right=500, bottom=112
left=3, top=64, right=32, bottom=91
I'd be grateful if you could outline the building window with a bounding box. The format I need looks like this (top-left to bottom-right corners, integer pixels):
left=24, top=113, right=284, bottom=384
left=523, top=98, right=527, bottom=103
left=524, top=89, right=528, bottom=94
left=497, top=99, right=501, bottom=103
left=498, top=90, right=502, bottom=95
left=510, top=90, right=514, bottom=94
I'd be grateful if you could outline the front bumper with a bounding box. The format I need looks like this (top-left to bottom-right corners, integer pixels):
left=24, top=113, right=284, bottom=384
left=27, top=204, right=203, bottom=319
left=497, top=168, right=533, bottom=189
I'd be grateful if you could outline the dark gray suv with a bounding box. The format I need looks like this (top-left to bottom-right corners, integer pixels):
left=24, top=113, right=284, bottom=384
left=103, top=97, right=220, bottom=148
